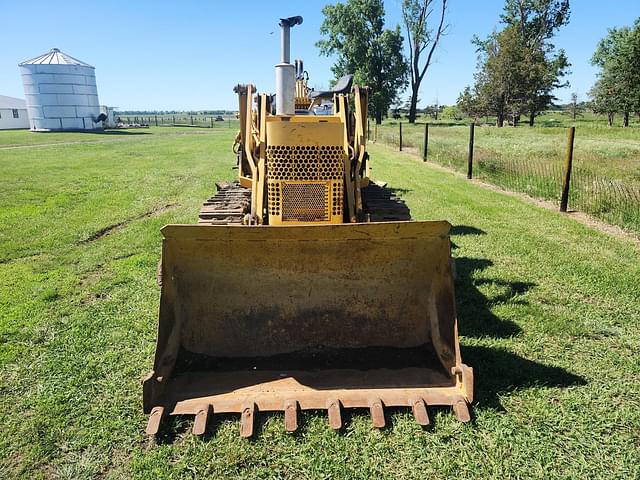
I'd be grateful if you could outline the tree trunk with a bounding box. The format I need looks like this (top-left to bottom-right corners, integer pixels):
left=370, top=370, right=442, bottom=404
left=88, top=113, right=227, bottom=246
left=528, top=113, right=535, bottom=126
left=496, top=113, right=504, bottom=127
left=607, top=112, right=614, bottom=126
left=408, top=86, right=419, bottom=124
left=375, top=109, right=382, bottom=125
left=623, top=112, right=629, bottom=127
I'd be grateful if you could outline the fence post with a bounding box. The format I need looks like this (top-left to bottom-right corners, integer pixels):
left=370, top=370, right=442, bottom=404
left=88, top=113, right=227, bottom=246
left=399, top=122, right=403, bottom=151
left=155, top=115, right=158, bottom=126
left=560, top=126, right=576, bottom=212
left=367, top=120, right=370, bottom=141
left=423, top=122, right=429, bottom=162
left=190, top=116, right=194, bottom=125
left=467, top=122, right=475, bottom=179
left=173, top=116, right=175, bottom=125
left=374, top=122, right=377, bottom=142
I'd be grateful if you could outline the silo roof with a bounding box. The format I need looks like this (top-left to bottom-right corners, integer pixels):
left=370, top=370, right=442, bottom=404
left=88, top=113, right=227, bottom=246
left=19, top=48, right=94, bottom=68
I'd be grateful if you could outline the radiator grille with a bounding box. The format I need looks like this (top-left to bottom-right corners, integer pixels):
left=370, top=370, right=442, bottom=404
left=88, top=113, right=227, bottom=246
left=267, top=144, right=345, bottom=223
left=267, top=145, right=344, bottom=181
left=282, top=183, right=329, bottom=221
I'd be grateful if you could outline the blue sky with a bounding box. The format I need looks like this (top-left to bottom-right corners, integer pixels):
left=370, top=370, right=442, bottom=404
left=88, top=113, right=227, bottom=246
left=2, top=0, right=638, bottom=110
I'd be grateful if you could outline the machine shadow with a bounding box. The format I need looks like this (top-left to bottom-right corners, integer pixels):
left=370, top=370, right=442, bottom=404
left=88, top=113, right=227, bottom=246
left=454, top=257, right=531, bottom=338
left=451, top=225, right=531, bottom=339
left=461, top=345, right=587, bottom=411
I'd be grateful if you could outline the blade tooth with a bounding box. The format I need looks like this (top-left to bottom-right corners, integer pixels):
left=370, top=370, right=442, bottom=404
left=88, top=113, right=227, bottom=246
left=240, top=401, right=256, bottom=438
left=452, top=399, right=471, bottom=423
left=410, top=397, right=430, bottom=426
left=326, top=398, right=342, bottom=430
left=145, top=406, right=165, bottom=435
left=192, top=404, right=211, bottom=436
left=369, top=398, right=386, bottom=428
left=284, top=400, right=298, bottom=433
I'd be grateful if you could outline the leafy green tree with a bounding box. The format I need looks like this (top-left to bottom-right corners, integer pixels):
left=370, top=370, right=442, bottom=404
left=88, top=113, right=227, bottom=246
left=456, top=86, right=485, bottom=121
left=472, top=26, right=529, bottom=127
left=401, top=0, right=448, bottom=123
left=501, top=0, right=571, bottom=125
left=317, top=0, right=408, bottom=124
left=589, top=79, right=617, bottom=126
left=441, top=105, right=463, bottom=120
left=464, top=0, right=570, bottom=127
left=590, top=19, right=640, bottom=127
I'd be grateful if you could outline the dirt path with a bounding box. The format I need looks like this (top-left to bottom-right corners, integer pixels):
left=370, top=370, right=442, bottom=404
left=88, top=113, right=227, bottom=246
left=377, top=143, right=640, bottom=247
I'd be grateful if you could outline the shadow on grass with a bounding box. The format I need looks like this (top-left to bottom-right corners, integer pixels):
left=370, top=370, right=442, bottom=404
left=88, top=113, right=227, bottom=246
left=462, top=345, right=587, bottom=411
left=455, top=257, right=529, bottom=338
left=387, top=187, right=413, bottom=195
left=82, top=130, right=150, bottom=136
left=451, top=225, right=532, bottom=338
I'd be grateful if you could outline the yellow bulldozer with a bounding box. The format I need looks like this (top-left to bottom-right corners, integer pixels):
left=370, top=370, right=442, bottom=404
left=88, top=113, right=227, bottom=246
left=143, top=16, right=473, bottom=437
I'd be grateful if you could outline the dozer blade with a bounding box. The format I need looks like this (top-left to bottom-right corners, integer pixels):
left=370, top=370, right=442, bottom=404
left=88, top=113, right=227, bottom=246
left=143, top=221, right=473, bottom=436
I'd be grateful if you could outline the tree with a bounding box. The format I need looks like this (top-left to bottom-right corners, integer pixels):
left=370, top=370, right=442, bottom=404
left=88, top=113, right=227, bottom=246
left=500, top=0, right=571, bottom=125
left=317, top=0, right=408, bottom=124
left=441, top=105, right=463, bottom=121
left=589, top=79, right=617, bottom=126
left=590, top=19, right=640, bottom=127
left=568, top=92, right=582, bottom=120
left=401, top=0, right=448, bottom=123
left=463, top=0, right=570, bottom=127
left=457, top=86, right=485, bottom=121
left=472, top=26, right=529, bottom=127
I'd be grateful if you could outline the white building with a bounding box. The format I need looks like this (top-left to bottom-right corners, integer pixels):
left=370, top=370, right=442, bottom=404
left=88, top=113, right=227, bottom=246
left=19, top=48, right=102, bottom=131
left=0, top=95, right=29, bottom=130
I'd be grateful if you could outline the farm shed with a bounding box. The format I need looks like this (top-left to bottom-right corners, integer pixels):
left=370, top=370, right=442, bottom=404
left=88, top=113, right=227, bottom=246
left=19, top=48, right=102, bottom=131
left=0, top=95, right=29, bottom=130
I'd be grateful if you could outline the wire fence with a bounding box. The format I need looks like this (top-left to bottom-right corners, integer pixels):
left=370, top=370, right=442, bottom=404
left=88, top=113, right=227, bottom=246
left=374, top=123, right=640, bottom=234
left=118, top=115, right=236, bottom=128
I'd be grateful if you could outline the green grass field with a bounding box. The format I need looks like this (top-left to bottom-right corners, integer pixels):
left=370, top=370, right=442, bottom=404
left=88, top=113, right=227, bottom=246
left=1, top=127, right=639, bottom=479
left=375, top=116, right=640, bottom=233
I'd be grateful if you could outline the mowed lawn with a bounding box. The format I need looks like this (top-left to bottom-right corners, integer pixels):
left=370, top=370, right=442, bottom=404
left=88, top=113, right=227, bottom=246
left=0, top=127, right=639, bottom=479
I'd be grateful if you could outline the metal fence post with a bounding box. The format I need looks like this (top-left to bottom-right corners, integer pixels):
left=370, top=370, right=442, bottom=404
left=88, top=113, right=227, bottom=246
left=399, top=122, right=403, bottom=151
left=560, top=126, right=576, bottom=212
left=423, top=122, right=429, bottom=162
left=467, top=122, right=475, bottom=179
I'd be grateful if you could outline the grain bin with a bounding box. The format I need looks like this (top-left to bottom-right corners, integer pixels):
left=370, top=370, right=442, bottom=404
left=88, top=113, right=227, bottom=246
left=19, top=48, right=102, bottom=131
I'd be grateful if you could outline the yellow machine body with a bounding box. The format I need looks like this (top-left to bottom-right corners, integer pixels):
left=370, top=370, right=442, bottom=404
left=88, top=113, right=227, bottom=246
left=143, top=21, right=473, bottom=436
left=266, top=117, right=345, bottom=225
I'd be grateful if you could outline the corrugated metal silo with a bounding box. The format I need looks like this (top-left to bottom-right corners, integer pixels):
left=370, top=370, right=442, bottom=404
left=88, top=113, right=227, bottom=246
left=19, top=48, right=102, bottom=131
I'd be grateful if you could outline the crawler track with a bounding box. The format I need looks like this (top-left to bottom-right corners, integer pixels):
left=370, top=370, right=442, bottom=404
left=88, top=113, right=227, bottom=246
left=198, top=182, right=251, bottom=224
left=198, top=181, right=411, bottom=225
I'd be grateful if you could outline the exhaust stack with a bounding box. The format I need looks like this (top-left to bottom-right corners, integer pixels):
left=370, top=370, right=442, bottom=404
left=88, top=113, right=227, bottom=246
left=275, top=16, right=303, bottom=116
